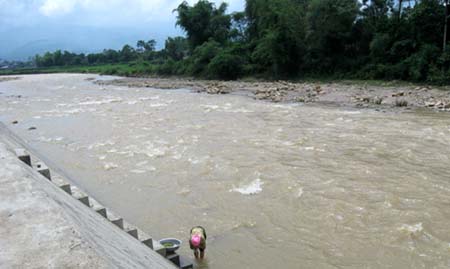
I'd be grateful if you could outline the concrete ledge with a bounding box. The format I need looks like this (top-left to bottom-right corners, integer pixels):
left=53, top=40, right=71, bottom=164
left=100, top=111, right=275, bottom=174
left=95, top=208, right=108, bottom=218
left=111, top=218, right=124, bottom=230
left=167, top=253, right=181, bottom=267
left=14, top=148, right=31, bottom=166
left=141, top=238, right=154, bottom=249
left=153, top=240, right=167, bottom=257
left=126, top=229, right=139, bottom=239
left=180, top=257, right=194, bottom=269
left=35, top=162, right=51, bottom=180
left=59, top=184, right=72, bottom=195
left=78, top=196, right=91, bottom=207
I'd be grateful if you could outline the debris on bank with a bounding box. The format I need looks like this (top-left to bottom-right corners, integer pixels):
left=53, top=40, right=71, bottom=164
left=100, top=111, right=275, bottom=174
left=96, top=77, right=450, bottom=111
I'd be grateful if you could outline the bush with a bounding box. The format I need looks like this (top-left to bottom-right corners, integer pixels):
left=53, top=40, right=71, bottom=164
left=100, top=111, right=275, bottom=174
left=427, top=49, right=450, bottom=84
left=405, top=44, right=440, bottom=81
left=157, top=59, right=177, bottom=75
left=207, top=51, right=244, bottom=80
left=187, top=41, right=222, bottom=76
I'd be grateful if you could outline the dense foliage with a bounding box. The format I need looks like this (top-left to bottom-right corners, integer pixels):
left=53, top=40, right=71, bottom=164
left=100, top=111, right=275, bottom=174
left=33, top=0, right=450, bottom=84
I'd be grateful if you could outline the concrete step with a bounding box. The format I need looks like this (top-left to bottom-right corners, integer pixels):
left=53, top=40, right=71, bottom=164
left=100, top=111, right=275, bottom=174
left=152, top=240, right=167, bottom=257
left=95, top=207, right=107, bottom=218
left=111, top=218, right=124, bottom=230
left=14, top=148, right=31, bottom=166
left=35, top=162, right=51, bottom=180
left=141, top=237, right=154, bottom=249
left=166, top=253, right=180, bottom=267
left=126, top=228, right=139, bottom=239
left=179, top=256, right=194, bottom=269
left=59, top=184, right=72, bottom=195
left=77, top=196, right=90, bottom=207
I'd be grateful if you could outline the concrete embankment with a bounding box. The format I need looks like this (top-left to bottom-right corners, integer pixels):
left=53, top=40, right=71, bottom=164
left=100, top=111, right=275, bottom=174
left=0, top=128, right=177, bottom=268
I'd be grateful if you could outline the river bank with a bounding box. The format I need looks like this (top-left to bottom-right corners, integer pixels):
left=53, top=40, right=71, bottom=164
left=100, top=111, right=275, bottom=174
left=97, top=76, right=450, bottom=111
left=0, top=141, right=108, bottom=268
left=0, top=135, right=177, bottom=269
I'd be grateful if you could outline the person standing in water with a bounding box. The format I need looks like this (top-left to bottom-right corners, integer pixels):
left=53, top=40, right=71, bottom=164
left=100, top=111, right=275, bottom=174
left=189, top=226, right=207, bottom=259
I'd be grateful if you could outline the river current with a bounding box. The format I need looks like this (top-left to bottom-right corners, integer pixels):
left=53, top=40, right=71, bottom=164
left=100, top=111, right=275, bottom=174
left=1, top=74, right=450, bottom=268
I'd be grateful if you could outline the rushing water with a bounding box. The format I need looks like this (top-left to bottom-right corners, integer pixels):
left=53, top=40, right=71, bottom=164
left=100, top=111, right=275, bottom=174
left=1, top=74, right=450, bottom=268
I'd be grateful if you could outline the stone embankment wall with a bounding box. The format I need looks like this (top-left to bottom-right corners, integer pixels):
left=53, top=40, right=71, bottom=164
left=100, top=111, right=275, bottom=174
left=0, top=122, right=192, bottom=269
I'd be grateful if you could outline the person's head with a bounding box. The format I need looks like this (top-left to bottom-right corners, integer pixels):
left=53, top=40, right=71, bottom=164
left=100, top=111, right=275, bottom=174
left=191, top=234, right=201, bottom=248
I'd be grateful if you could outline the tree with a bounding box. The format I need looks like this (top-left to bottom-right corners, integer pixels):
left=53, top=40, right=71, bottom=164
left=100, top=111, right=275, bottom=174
left=245, top=0, right=308, bottom=76
left=120, top=44, right=136, bottom=62
left=175, top=0, right=231, bottom=49
left=164, top=37, right=189, bottom=61
left=137, top=40, right=156, bottom=52
left=305, top=0, right=360, bottom=72
left=444, top=0, right=449, bottom=51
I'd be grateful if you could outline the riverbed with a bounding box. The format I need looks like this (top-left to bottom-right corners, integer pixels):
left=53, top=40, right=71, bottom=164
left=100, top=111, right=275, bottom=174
left=1, top=74, right=450, bottom=268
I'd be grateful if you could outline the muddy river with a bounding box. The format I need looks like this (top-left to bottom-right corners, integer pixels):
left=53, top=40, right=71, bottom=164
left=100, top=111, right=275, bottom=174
left=1, top=74, right=450, bottom=268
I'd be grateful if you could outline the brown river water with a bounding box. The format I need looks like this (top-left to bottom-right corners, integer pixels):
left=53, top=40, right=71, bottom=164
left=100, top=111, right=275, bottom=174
left=1, top=74, right=450, bottom=268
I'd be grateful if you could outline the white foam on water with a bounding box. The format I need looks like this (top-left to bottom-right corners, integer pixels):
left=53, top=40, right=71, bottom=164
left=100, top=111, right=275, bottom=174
left=399, top=223, right=423, bottom=234
left=134, top=160, right=156, bottom=171
left=87, top=140, right=116, bottom=150
left=201, top=104, right=220, bottom=112
left=136, top=161, right=148, bottom=167
left=177, top=188, right=191, bottom=195
left=124, top=143, right=168, bottom=158
left=37, top=136, right=65, bottom=143
left=297, top=188, right=304, bottom=198
left=34, top=98, right=52, bottom=102
left=103, top=162, right=118, bottom=170
left=149, top=103, right=168, bottom=108
left=230, top=178, right=264, bottom=195
left=282, top=141, right=295, bottom=146
left=173, top=153, right=182, bottom=160
left=139, top=96, right=159, bottom=101
left=341, top=111, right=361, bottom=115
left=79, top=97, right=123, bottom=106
left=63, top=108, right=83, bottom=114
left=130, top=169, right=146, bottom=174
left=229, top=109, right=253, bottom=113
left=147, top=166, right=156, bottom=172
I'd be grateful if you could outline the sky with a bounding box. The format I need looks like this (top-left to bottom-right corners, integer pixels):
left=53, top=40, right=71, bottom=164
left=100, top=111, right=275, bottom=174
left=0, top=0, right=245, bottom=60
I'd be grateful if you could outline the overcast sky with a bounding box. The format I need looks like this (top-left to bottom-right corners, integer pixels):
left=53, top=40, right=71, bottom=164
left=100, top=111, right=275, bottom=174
left=0, top=0, right=245, bottom=60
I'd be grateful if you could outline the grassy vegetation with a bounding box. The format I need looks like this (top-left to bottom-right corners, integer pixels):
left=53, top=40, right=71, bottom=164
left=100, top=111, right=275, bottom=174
left=0, top=62, right=157, bottom=77
left=1, top=63, right=446, bottom=92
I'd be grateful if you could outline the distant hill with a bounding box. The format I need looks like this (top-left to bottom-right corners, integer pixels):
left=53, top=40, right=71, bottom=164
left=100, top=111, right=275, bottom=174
left=0, top=23, right=180, bottom=61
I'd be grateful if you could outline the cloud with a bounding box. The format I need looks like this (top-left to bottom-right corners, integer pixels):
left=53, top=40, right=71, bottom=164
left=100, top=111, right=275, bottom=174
left=37, top=0, right=243, bottom=17
left=1, top=0, right=244, bottom=25
left=39, top=0, right=76, bottom=16
left=34, top=0, right=244, bottom=25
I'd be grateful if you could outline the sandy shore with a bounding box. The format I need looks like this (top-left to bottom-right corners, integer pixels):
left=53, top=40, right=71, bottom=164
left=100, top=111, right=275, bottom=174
left=97, top=77, right=450, bottom=111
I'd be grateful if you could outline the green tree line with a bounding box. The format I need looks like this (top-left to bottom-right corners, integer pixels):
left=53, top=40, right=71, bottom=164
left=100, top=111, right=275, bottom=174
left=34, top=0, right=450, bottom=83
